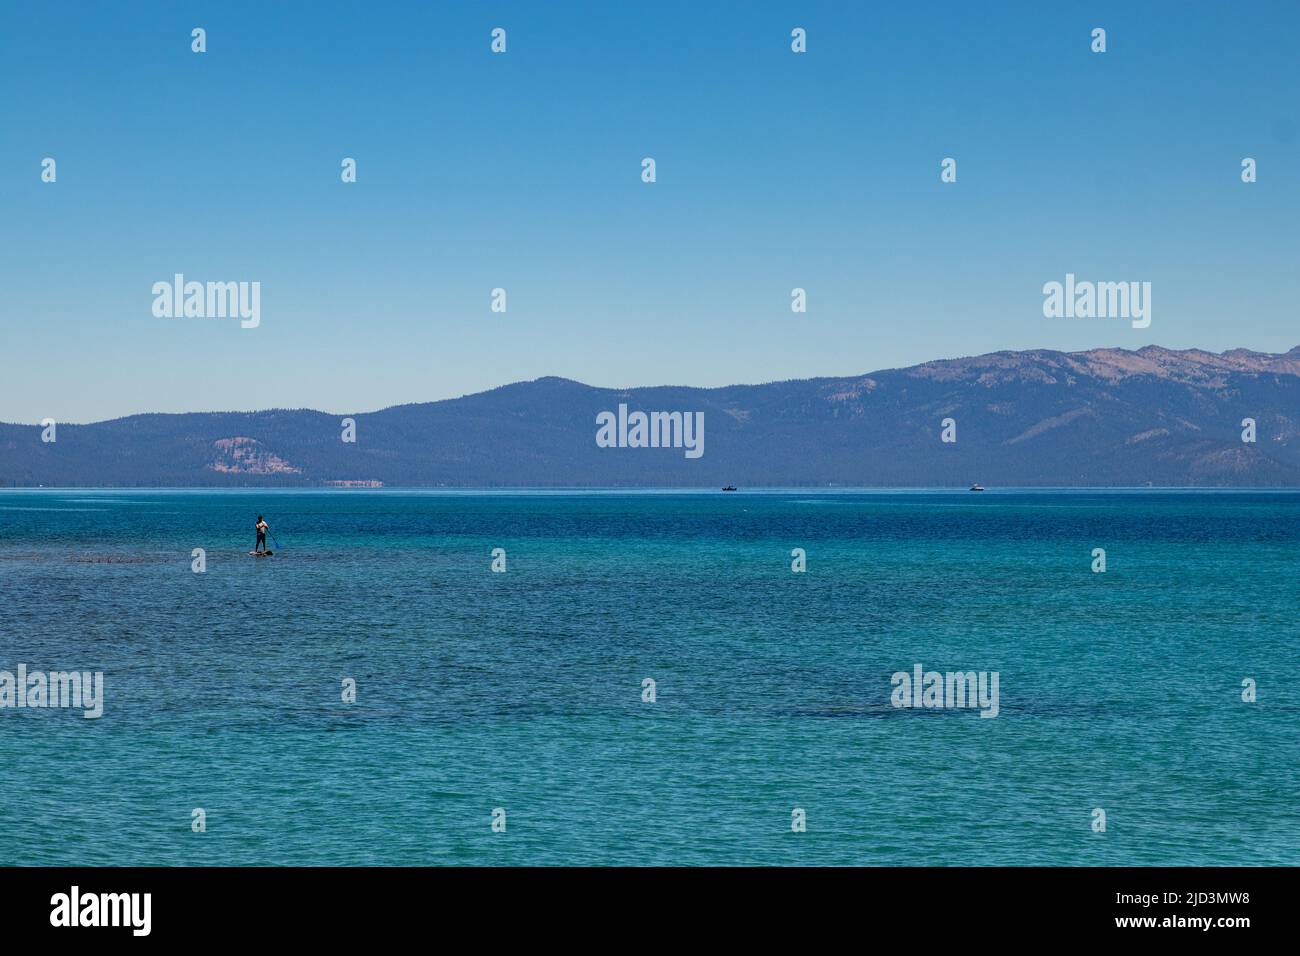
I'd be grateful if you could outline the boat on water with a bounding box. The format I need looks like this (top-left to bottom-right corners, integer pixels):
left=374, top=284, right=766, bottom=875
left=969, top=484, right=985, bottom=492
left=722, top=485, right=738, bottom=492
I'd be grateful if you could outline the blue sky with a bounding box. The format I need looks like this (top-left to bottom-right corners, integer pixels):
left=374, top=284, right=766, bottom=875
left=2, top=1, right=1297, bottom=422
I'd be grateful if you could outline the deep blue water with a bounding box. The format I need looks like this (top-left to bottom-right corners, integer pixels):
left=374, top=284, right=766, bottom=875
left=1, top=489, right=1297, bottom=865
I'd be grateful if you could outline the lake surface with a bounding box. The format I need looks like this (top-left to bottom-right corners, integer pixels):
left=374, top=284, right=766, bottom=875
left=1, top=489, right=1297, bottom=865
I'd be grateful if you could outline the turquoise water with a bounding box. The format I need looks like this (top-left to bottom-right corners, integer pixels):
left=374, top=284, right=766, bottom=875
left=1, top=489, right=1297, bottom=865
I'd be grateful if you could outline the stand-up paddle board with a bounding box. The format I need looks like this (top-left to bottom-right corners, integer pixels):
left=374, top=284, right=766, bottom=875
left=248, top=551, right=274, bottom=557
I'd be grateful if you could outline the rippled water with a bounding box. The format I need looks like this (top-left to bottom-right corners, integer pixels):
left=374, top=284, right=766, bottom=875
left=1, top=489, right=1297, bottom=865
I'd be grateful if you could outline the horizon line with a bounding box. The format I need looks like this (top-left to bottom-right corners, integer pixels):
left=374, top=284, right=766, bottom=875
left=7, top=485, right=1300, bottom=493
left=5, top=341, right=1299, bottom=428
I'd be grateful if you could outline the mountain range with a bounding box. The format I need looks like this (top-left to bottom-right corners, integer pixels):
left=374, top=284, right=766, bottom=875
left=4, top=344, right=1300, bottom=487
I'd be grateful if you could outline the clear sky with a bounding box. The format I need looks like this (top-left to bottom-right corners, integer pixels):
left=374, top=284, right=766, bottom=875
left=2, top=1, right=1298, bottom=423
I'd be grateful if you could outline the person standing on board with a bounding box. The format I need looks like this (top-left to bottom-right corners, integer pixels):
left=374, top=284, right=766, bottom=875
left=255, top=515, right=270, bottom=554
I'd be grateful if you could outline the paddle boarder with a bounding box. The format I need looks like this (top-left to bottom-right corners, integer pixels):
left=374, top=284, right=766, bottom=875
left=255, top=515, right=270, bottom=554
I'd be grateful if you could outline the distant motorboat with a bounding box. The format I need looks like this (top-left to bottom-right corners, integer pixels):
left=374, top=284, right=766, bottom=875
left=969, top=484, right=985, bottom=492
left=722, top=485, right=738, bottom=492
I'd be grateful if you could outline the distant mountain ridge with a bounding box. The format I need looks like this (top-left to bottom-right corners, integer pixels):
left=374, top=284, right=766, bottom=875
left=5, top=345, right=1300, bottom=487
